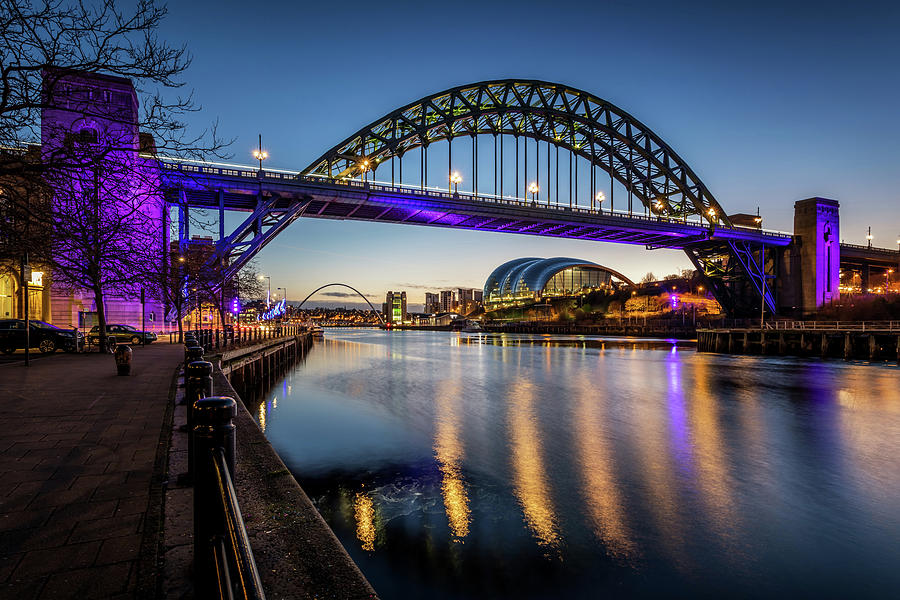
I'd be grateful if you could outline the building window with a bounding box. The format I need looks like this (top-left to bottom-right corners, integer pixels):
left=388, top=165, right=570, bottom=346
left=0, top=273, right=14, bottom=318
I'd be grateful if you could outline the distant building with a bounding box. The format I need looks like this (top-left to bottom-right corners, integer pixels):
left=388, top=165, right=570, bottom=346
left=439, top=290, right=454, bottom=313
left=483, top=257, right=635, bottom=310
left=424, top=292, right=439, bottom=313
left=474, top=290, right=483, bottom=303
left=456, top=288, right=478, bottom=314
left=384, top=290, right=408, bottom=324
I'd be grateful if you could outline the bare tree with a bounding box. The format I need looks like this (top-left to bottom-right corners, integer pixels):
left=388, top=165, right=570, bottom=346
left=0, top=0, right=228, bottom=350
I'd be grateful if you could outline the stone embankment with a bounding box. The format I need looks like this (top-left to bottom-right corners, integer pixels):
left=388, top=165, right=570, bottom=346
left=164, top=333, right=377, bottom=599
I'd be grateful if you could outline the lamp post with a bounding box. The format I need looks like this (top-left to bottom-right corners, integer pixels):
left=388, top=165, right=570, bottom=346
left=450, top=172, right=462, bottom=194
left=259, top=275, right=271, bottom=307
left=866, top=226, right=873, bottom=249
left=359, top=159, right=370, bottom=184
left=253, top=134, right=268, bottom=172
left=528, top=182, right=539, bottom=204
left=277, top=287, right=288, bottom=317
left=594, top=191, right=605, bottom=213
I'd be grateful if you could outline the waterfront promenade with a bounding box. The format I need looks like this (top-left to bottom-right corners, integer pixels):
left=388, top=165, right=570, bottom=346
left=0, top=344, right=180, bottom=599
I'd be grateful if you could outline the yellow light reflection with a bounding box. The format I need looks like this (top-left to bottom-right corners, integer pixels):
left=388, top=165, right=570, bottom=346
left=573, top=374, right=635, bottom=558
left=434, top=376, right=471, bottom=540
left=508, top=380, right=560, bottom=550
left=258, top=401, right=266, bottom=433
left=353, top=491, right=376, bottom=551
left=688, top=360, right=738, bottom=548
left=628, top=357, right=687, bottom=567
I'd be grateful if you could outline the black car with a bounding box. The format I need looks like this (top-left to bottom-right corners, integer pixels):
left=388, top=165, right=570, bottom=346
left=0, top=319, right=83, bottom=354
left=88, top=324, right=158, bottom=346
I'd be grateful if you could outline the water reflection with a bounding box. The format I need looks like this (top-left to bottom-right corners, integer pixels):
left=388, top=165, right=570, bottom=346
left=686, top=359, right=739, bottom=557
left=354, top=491, right=377, bottom=552
left=434, top=369, right=471, bottom=540
left=573, top=368, right=635, bottom=558
left=255, top=329, right=900, bottom=599
left=507, top=380, right=560, bottom=551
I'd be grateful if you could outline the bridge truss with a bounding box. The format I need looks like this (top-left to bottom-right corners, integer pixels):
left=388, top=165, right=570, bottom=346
left=162, top=80, right=789, bottom=317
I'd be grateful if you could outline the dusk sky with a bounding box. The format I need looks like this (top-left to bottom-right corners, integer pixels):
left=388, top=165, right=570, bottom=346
left=157, top=0, right=900, bottom=309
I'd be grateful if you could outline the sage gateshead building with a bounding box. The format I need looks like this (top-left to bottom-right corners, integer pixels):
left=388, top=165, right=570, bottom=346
left=483, top=257, right=634, bottom=310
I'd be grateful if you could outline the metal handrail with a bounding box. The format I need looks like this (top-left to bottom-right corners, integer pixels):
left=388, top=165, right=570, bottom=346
left=156, top=157, right=794, bottom=239
left=840, top=242, right=900, bottom=255
left=211, top=447, right=265, bottom=600
left=740, top=320, right=899, bottom=332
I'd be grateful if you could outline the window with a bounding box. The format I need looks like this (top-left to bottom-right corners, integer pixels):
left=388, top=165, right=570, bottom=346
left=76, top=127, right=99, bottom=144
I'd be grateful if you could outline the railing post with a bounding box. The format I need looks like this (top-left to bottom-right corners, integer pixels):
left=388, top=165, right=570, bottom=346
left=192, top=396, right=237, bottom=588
left=185, top=360, right=214, bottom=482
left=184, top=344, right=204, bottom=367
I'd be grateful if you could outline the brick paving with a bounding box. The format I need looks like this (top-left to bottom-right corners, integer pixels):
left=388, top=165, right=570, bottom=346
left=0, top=343, right=181, bottom=599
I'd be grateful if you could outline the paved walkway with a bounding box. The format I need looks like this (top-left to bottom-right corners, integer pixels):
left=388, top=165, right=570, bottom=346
left=0, top=343, right=181, bottom=599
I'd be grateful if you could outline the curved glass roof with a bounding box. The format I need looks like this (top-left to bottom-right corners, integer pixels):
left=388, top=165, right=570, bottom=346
left=515, top=257, right=603, bottom=295
left=483, top=257, right=540, bottom=300
left=484, top=257, right=631, bottom=301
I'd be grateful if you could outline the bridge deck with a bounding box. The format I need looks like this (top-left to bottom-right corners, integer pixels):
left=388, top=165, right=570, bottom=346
left=161, top=159, right=792, bottom=249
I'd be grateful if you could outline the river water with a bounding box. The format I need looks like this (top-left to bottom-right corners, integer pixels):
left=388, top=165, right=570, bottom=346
left=254, top=329, right=900, bottom=599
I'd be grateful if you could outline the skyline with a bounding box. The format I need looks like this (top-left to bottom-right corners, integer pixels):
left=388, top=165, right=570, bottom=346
left=155, top=0, right=900, bottom=308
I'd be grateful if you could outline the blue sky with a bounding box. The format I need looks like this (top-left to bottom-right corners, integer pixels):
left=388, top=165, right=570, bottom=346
left=157, top=0, right=900, bottom=309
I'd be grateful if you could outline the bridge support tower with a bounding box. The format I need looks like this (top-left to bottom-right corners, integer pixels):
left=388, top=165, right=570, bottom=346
left=780, top=197, right=840, bottom=317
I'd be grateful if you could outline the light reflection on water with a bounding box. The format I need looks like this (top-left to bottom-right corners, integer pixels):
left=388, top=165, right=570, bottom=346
left=255, top=329, right=900, bottom=599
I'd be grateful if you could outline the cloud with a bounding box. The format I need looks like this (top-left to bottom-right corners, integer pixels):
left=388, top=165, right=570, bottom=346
left=391, top=281, right=476, bottom=291
left=319, top=290, right=378, bottom=299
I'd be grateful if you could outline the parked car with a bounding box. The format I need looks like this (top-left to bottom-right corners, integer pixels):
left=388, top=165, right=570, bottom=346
left=88, top=324, right=158, bottom=346
left=0, top=319, right=83, bottom=354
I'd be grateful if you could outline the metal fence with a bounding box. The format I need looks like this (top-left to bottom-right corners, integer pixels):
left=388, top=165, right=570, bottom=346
left=184, top=341, right=266, bottom=600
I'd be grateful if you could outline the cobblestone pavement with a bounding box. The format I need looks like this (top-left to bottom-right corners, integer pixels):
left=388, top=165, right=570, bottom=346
left=0, top=343, right=181, bottom=599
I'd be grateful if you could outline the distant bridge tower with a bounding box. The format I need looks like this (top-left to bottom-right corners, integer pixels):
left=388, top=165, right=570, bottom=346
left=785, top=197, right=840, bottom=316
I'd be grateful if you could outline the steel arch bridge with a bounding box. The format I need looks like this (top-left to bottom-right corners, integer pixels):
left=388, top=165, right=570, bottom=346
left=160, top=79, right=789, bottom=317
left=295, top=283, right=386, bottom=326
left=303, top=79, right=728, bottom=226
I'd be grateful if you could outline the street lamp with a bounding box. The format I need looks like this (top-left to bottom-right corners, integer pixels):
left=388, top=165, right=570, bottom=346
left=866, top=226, right=873, bottom=248
left=258, top=275, right=271, bottom=306
left=450, top=172, right=462, bottom=194
left=277, top=287, right=289, bottom=318
left=594, top=191, right=605, bottom=212
left=707, top=207, right=717, bottom=222
left=359, top=159, right=370, bottom=184
left=528, top=181, right=539, bottom=203
left=253, top=134, right=268, bottom=171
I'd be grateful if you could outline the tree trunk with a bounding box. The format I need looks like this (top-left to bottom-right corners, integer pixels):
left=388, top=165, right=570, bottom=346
left=93, top=284, right=109, bottom=353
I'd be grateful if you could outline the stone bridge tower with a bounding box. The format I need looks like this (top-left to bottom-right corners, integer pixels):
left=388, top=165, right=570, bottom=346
left=785, top=197, right=840, bottom=316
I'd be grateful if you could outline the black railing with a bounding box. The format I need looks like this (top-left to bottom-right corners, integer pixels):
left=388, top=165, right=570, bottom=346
left=169, top=325, right=304, bottom=349
left=210, top=446, right=265, bottom=600
left=183, top=343, right=266, bottom=600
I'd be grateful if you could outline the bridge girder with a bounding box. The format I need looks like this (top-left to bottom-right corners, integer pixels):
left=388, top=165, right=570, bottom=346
left=301, top=79, right=729, bottom=226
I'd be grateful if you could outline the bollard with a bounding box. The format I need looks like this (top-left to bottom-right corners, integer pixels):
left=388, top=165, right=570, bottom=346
left=184, top=360, right=214, bottom=482
left=185, top=345, right=204, bottom=366
left=215, top=329, right=220, bottom=349
left=192, top=396, right=237, bottom=585
left=114, top=344, right=132, bottom=375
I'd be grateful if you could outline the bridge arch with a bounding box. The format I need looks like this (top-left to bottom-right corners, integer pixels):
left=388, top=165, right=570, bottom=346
left=295, top=283, right=386, bottom=326
left=302, top=79, right=729, bottom=226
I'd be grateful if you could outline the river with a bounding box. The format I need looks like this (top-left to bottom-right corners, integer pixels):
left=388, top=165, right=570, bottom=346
left=253, top=328, right=900, bottom=599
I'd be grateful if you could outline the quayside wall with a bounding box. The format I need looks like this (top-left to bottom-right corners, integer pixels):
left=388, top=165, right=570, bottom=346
left=211, top=334, right=377, bottom=599
left=698, top=323, right=900, bottom=362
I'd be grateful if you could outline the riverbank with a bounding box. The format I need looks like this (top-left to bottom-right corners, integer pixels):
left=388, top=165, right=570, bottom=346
left=163, top=334, right=377, bottom=599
